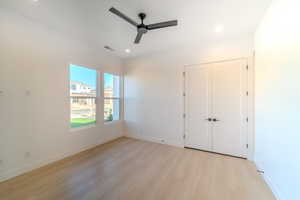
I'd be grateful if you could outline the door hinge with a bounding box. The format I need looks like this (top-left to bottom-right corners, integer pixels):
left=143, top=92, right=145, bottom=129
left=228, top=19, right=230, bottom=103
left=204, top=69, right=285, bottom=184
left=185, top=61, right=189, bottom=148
left=183, top=134, right=186, bottom=139
left=246, top=144, right=249, bottom=148
left=246, top=117, right=249, bottom=122
left=246, top=91, right=249, bottom=96
left=183, top=72, right=186, bottom=76
left=183, top=92, right=186, bottom=97
left=246, top=65, right=249, bottom=70
left=183, top=113, right=186, bottom=118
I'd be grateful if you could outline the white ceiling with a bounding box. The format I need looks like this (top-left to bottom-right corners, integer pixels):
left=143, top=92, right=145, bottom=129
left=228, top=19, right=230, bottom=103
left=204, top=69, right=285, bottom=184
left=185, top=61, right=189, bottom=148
left=0, top=0, right=272, bottom=58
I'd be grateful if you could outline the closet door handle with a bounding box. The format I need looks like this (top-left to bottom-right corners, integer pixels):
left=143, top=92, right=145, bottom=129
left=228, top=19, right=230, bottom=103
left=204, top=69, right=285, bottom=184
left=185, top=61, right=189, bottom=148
left=212, top=118, right=220, bottom=122
left=205, top=118, right=212, bottom=122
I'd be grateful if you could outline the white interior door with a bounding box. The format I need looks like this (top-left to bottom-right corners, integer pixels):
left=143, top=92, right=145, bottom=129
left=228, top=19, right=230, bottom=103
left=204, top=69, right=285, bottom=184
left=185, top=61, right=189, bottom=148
left=184, top=66, right=211, bottom=151
left=184, top=59, right=247, bottom=158
left=211, top=60, right=247, bottom=157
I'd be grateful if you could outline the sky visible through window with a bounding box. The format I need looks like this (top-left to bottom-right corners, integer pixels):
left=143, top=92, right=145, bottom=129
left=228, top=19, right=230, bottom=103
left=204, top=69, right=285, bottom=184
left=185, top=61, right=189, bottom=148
left=70, top=64, right=97, bottom=88
left=104, top=73, right=114, bottom=89
left=70, top=65, right=114, bottom=89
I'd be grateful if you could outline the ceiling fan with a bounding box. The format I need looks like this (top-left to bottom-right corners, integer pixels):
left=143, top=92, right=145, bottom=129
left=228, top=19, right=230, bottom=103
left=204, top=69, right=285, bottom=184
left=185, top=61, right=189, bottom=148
left=109, top=7, right=178, bottom=44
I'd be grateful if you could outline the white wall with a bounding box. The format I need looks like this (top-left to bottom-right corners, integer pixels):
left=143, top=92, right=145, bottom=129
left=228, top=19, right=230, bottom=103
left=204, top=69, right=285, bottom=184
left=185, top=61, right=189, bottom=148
left=0, top=8, right=124, bottom=181
left=255, top=0, right=300, bottom=200
left=124, top=35, right=254, bottom=152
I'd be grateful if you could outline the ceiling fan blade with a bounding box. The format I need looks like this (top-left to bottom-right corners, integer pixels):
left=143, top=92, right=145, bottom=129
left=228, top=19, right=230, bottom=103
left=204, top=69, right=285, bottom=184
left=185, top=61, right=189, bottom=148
left=109, top=7, right=138, bottom=27
left=147, top=20, right=178, bottom=30
left=134, top=32, right=143, bottom=44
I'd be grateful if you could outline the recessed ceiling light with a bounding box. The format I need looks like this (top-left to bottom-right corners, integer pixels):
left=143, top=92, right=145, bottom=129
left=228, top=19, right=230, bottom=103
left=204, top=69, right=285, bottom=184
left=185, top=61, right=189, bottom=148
left=33, top=0, right=39, bottom=2
left=125, top=49, right=131, bottom=53
left=215, top=25, right=224, bottom=33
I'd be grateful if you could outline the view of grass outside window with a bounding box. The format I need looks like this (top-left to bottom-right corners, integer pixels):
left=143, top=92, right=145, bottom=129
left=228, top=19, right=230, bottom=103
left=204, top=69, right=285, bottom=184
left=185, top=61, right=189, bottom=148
left=70, top=64, right=97, bottom=128
left=104, top=73, right=120, bottom=122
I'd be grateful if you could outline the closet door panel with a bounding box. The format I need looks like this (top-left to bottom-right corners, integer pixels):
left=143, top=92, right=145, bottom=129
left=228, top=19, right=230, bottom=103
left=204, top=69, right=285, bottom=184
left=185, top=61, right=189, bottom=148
left=185, top=65, right=211, bottom=151
left=211, top=60, right=247, bottom=157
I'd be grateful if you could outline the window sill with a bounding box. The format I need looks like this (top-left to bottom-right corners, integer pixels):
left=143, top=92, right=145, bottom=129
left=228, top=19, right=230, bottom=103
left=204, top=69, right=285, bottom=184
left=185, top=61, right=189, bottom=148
left=104, top=120, right=122, bottom=125
left=69, top=124, right=97, bottom=133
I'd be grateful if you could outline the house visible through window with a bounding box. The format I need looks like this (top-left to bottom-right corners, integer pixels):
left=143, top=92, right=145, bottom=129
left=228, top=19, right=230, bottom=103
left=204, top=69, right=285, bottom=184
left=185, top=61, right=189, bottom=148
left=104, top=73, right=120, bottom=122
left=70, top=64, right=97, bottom=128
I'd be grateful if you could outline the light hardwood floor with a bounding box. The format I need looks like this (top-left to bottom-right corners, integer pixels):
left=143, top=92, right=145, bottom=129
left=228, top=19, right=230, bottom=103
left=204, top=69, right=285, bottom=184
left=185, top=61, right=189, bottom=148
left=0, top=137, right=275, bottom=200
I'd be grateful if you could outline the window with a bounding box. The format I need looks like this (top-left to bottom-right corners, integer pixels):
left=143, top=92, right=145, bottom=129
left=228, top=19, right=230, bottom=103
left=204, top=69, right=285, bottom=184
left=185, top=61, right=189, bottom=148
left=70, top=64, right=97, bottom=128
left=104, top=73, right=120, bottom=122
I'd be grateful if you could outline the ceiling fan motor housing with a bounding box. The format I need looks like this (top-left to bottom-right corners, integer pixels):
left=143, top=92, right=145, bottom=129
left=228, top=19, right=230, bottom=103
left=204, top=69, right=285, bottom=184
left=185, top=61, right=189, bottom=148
left=137, top=13, right=148, bottom=34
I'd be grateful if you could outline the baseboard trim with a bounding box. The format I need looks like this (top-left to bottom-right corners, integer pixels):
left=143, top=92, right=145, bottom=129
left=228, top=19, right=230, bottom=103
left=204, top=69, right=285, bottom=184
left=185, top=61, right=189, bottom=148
left=125, top=132, right=184, bottom=148
left=0, top=135, right=123, bottom=183
left=184, top=147, right=247, bottom=159
left=254, top=161, right=286, bottom=200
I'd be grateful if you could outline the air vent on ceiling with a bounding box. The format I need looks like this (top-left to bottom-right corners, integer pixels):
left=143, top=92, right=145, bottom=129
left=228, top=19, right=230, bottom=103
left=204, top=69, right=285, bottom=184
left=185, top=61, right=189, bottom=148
left=104, top=45, right=115, bottom=51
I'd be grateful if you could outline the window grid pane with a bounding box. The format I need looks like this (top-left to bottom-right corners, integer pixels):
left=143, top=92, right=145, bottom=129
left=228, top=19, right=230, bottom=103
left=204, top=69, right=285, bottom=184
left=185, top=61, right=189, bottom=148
left=104, top=73, right=120, bottom=98
left=70, top=97, right=96, bottom=128
left=104, top=73, right=120, bottom=122
left=70, top=64, right=97, bottom=128
left=104, top=98, right=120, bottom=122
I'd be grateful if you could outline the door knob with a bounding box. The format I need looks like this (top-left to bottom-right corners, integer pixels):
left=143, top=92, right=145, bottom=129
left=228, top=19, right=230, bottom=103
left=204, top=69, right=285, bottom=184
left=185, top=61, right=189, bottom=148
left=205, top=118, right=212, bottom=121
left=212, top=118, right=220, bottom=122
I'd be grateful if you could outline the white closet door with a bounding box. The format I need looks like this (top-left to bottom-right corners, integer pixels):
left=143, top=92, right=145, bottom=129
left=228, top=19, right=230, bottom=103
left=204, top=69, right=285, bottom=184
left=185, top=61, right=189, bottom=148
left=211, top=60, right=247, bottom=157
left=185, top=65, right=211, bottom=151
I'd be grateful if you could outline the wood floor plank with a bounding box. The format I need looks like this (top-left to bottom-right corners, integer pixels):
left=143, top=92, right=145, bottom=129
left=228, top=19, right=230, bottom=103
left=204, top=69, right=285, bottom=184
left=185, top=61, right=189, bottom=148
left=0, top=137, right=275, bottom=200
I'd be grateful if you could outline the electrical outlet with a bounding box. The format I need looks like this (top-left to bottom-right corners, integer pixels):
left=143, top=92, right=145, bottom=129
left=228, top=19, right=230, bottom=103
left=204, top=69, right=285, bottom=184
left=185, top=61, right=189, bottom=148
left=25, top=90, right=31, bottom=96
left=24, top=152, right=31, bottom=158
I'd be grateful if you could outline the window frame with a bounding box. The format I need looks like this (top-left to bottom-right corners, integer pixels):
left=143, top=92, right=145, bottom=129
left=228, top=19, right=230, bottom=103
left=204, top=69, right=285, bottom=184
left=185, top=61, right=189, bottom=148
left=103, top=73, right=121, bottom=123
left=69, top=64, right=99, bottom=130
